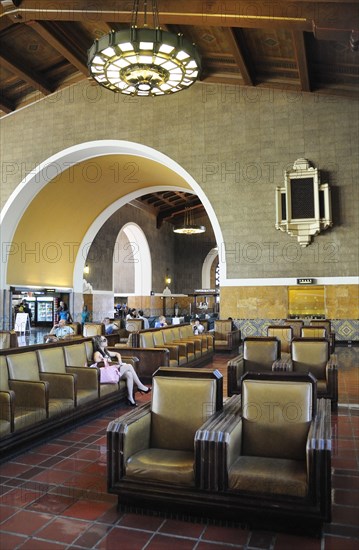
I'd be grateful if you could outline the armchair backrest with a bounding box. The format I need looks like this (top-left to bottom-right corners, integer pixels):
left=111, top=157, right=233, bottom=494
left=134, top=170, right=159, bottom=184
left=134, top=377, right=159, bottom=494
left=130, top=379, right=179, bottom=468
left=126, top=319, right=143, bottom=332
left=150, top=368, right=223, bottom=452
left=83, top=323, right=104, bottom=337
left=241, top=373, right=315, bottom=461
left=152, top=330, right=165, bottom=346
left=7, top=351, right=40, bottom=381
left=63, top=343, right=87, bottom=366
left=180, top=325, right=193, bottom=339
left=310, top=320, right=332, bottom=334
left=37, top=347, right=66, bottom=373
left=243, top=337, right=280, bottom=372
left=140, top=331, right=155, bottom=348
left=284, top=319, right=304, bottom=338
left=291, top=338, right=330, bottom=379
left=214, top=320, right=232, bottom=336
left=267, top=325, right=293, bottom=354
left=301, top=326, right=327, bottom=339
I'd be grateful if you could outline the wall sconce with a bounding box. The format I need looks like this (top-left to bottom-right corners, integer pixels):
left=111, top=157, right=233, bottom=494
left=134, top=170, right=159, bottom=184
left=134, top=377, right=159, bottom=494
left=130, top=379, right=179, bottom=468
left=165, top=268, right=171, bottom=286
left=83, top=264, right=90, bottom=275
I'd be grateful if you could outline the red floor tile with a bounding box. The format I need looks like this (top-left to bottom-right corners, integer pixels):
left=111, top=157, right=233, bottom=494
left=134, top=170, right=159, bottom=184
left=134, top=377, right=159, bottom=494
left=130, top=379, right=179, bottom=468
left=70, top=522, right=113, bottom=548
left=324, top=535, right=359, bottom=549
left=96, top=525, right=152, bottom=549
left=0, top=509, right=52, bottom=535
left=31, top=469, right=74, bottom=485
left=202, top=525, right=249, bottom=545
left=274, top=532, right=322, bottom=549
left=119, top=512, right=164, bottom=531
left=0, top=462, right=32, bottom=478
left=333, top=489, right=359, bottom=507
left=53, top=457, right=92, bottom=472
left=17, top=539, right=67, bottom=550
left=0, top=532, right=27, bottom=550
left=27, top=493, right=75, bottom=514
left=0, top=488, right=42, bottom=508
left=35, top=517, right=91, bottom=544
left=159, top=518, right=205, bottom=538
left=61, top=498, right=114, bottom=520
left=145, top=534, right=197, bottom=549
left=0, top=504, right=18, bottom=523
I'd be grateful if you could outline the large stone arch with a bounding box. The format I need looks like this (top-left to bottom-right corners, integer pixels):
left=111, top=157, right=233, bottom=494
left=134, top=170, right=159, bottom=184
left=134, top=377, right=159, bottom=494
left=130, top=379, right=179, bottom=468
left=1, top=140, right=226, bottom=293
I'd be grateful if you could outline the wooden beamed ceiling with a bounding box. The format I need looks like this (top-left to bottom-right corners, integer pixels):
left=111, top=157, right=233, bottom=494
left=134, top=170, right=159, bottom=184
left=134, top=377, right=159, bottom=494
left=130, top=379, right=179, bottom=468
left=0, top=0, right=357, bottom=117
left=0, top=1, right=357, bottom=222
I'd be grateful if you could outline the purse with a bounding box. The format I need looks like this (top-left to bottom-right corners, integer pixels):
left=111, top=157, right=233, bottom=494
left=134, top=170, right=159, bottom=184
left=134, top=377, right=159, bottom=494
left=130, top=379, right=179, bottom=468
left=89, top=359, right=120, bottom=384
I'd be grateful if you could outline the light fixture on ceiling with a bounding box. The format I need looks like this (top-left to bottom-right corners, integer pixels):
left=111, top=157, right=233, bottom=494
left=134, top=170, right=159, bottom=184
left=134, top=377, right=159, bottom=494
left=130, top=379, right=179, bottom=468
left=173, top=208, right=206, bottom=235
left=88, top=0, right=201, bottom=97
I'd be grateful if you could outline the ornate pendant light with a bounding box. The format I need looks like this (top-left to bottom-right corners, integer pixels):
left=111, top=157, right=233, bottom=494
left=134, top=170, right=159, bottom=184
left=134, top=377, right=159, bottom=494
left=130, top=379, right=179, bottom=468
left=88, top=0, right=201, bottom=96
left=173, top=208, right=206, bottom=235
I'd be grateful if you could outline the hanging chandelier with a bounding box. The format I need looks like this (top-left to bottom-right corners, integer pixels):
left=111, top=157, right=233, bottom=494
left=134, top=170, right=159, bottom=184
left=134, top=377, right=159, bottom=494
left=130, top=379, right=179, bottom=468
left=88, top=0, right=201, bottom=97
left=173, top=208, right=206, bottom=235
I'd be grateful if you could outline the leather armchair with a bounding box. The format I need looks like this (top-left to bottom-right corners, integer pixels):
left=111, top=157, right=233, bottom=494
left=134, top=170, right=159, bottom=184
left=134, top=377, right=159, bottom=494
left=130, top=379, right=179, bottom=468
left=150, top=330, right=187, bottom=366
left=284, top=319, right=304, bottom=338
left=214, top=320, right=241, bottom=352
left=290, top=337, right=338, bottom=409
left=227, top=337, right=283, bottom=396
left=107, top=367, right=223, bottom=511
left=1, top=354, right=48, bottom=433
left=310, top=320, right=335, bottom=352
left=201, top=372, right=331, bottom=531
left=83, top=323, right=105, bottom=337
left=63, top=342, right=118, bottom=399
left=267, top=325, right=293, bottom=358
left=6, top=351, right=75, bottom=418
left=37, top=347, right=98, bottom=406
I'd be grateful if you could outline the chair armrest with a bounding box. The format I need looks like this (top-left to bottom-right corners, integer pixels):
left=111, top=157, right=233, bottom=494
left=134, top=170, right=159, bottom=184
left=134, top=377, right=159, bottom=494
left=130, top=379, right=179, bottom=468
left=107, top=403, right=152, bottom=484
left=154, top=344, right=180, bottom=361
left=171, top=340, right=191, bottom=356
left=326, top=355, right=338, bottom=408
left=0, top=390, right=14, bottom=427
left=196, top=409, right=242, bottom=491
left=227, top=355, right=244, bottom=396
left=121, top=356, right=139, bottom=369
left=272, top=358, right=293, bottom=372
left=66, top=366, right=99, bottom=391
left=40, top=372, right=76, bottom=400
left=8, top=379, right=48, bottom=409
left=307, top=398, right=332, bottom=520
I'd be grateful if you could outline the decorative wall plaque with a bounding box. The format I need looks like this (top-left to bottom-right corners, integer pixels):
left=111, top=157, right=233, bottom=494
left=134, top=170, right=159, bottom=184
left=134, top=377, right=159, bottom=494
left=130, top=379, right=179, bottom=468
left=275, top=158, right=332, bottom=247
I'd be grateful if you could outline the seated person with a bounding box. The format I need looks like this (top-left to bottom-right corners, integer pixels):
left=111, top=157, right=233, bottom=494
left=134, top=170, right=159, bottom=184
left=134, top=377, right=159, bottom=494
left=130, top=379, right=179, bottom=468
left=138, top=309, right=150, bottom=329
left=103, top=317, right=118, bottom=335
left=46, top=319, right=74, bottom=342
left=155, top=315, right=167, bottom=328
left=92, top=335, right=150, bottom=406
left=193, top=318, right=205, bottom=334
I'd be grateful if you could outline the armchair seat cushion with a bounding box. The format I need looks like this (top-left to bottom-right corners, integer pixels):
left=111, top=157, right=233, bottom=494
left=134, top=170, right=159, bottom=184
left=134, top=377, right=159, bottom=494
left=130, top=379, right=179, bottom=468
left=228, top=456, right=308, bottom=498
left=126, top=448, right=195, bottom=486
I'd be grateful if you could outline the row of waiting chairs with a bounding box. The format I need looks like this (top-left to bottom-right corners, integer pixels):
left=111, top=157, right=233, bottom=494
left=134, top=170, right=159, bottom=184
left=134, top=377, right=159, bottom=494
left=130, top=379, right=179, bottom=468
left=227, top=336, right=338, bottom=409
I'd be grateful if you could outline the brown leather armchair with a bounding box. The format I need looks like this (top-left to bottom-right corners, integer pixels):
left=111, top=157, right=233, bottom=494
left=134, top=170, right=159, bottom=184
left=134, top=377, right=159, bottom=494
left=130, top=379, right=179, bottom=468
left=83, top=322, right=105, bottom=337
left=6, top=351, right=75, bottom=418
left=0, top=355, right=47, bottom=433
left=290, top=337, right=338, bottom=409
left=37, top=347, right=98, bottom=407
left=227, top=337, right=283, bottom=396
left=284, top=319, right=304, bottom=338
left=107, top=367, right=223, bottom=512
left=310, top=320, right=335, bottom=352
left=201, top=372, right=332, bottom=532
left=214, top=320, right=241, bottom=352
left=267, top=325, right=293, bottom=358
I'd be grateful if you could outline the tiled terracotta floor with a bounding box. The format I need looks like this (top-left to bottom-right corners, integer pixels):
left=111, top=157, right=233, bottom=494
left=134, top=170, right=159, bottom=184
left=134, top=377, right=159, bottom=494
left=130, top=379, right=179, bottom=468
left=0, top=346, right=358, bottom=549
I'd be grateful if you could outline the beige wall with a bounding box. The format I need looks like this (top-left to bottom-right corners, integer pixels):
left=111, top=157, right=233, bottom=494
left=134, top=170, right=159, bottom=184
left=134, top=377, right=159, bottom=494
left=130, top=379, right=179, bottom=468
left=1, top=79, right=358, bottom=321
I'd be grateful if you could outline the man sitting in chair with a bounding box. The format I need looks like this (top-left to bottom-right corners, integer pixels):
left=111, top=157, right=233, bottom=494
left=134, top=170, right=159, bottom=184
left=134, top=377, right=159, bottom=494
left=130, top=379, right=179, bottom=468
left=46, top=319, right=74, bottom=342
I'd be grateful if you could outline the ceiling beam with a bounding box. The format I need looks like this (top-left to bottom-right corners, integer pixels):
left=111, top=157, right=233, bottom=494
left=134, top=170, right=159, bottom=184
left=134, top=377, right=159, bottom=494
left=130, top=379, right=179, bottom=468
left=2, top=1, right=358, bottom=33
left=0, top=93, right=15, bottom=113
left=226, top=28, right=255, bottom=87
left=27, top=20, right=88, bottom=75
left=0, top=52, right=53, bottom=95
left=292, top=31, right=311, bottom=92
